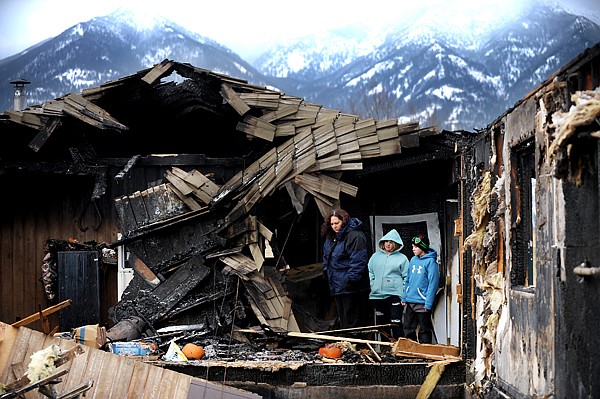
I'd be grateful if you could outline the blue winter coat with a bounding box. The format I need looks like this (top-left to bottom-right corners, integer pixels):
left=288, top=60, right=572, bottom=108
left=322, top=217, right=369, bottom=296
left=368, top=229, right=409, bottom=300
left=404, top=248, right=440, bottom=310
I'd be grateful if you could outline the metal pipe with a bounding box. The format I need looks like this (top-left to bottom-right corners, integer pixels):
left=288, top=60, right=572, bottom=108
left=573, top=265, right=600, bottom=276
left=573, top=260, right=600, bottom=276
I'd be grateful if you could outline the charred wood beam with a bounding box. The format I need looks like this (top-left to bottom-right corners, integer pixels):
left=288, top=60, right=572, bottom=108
left=114, top=154, right=141, bottom=181
left=109, top=208, right=212, bottom=248
left=359, top=152, right=450, bottom=176
left=109, top=255, right=210, bottom=325
left=158, top=286, right=237, bottom=322
left=0, top=155, right=247, bottom=175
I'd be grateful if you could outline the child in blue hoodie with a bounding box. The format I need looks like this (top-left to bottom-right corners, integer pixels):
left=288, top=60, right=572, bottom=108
left=368, top=229, right=409, bottom=338
left=402, top=235, right=440, bottom=344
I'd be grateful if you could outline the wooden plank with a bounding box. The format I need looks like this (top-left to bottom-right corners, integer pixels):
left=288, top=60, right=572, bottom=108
left=257, top=165, right=276, bottom=193
left=3, top=328, right=31, bottom=383
left=309, top=154, right=342, bottom=171
left=76, top=345, right=106, bottom=398
left=141, top=362, right=164, bottom=399
left=232, top=231, right=259, bottom=247
left=335, top=130, right=359, bottom=146
left=294, top=174, right=340, bottom=199
left=288, top=331, right=393, bottom=346
left=294, top=182, right=335, bottom=206
left=156, top=368, right=181, bottom=398
left=398, top=121, right=420, bottom=134
left=114, top=196, right=139, bottom=233
left=108, top=356, right=136, bottom=398
left=129, top=190, right=150, bottom=227
left=221, top=83, right=251, bottom=116
left=10, top=299, right=72, bottom=328
left=339, top=180, right=359, bottom=197
left=391, top=337, right=460, bottom=358
left=249, top=243, right=264, bottom=271
left=417, top=126, right=440, bottom=137
left=90, top=351, right=121, bottom=398
left=172, top=373, right=192, bottom=399
left=275, top=124, right=296, bottom=137
left=258, top=147, right=278, bottom=168
left=399, top=133, right=420, bottom=148
left=257, top=221, right=273, bottom=241
left=60, top=344, right=92, bottom=392
left=190, top=187, right=214, bottom=205
left=244, top=286, right=273, bottom=319
left=334, top=122, right=356, bottom=137
left=340, top=152, right=362, bottom=162
left=219, top=253, right=258, bottom=275
left=354, top=118, right=377, bottom=134
left=0, top=324, right=19, bottom=381
left=261, top=104, right=299, bottom=122
left=316, top=137, right=338, bottom=158
left=20, top=111, right=45, bottom=127
left=358, top=134, right=379, bottom=147
left=416, top=362, right=446, bottom=399
left=129, top=252, right=160, bottom=287
left=165, top=170, right=193, bottom=196
left=325, top=162, right=363, bottom=171
left=238, top=92, right=281, bottom=108
left=314, top=196, right=334, bottom=219
left=142, top=59, right=175, bottom=84
left=140, top=186, right=162, bottom=224
left=57, top=252, right=101, bottom=331
left=168, top=184, right=202, bottom=211
left=377, top=126, right=399, bottom=141
left=186, top=170, right=220, bottom=196
left=63, top=93, right=128, bottom=130
left=3, top=109, right=24, bottom=125
left=337, top=141, right=360, bottom=155
left=28, top=117, right=62, bottom=152
left=150, top=258, right=211, bottom=322
left=126, top=360, right=152, bottom=398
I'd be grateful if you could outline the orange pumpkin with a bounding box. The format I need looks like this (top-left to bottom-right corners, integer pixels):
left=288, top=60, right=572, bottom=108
left=182, top=343, right=205, bottom=359
left=318, top=344, right=342, bottom=359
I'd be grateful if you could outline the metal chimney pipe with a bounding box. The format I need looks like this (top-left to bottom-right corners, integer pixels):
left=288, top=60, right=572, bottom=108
left=10, top=78, right=31, bottom=111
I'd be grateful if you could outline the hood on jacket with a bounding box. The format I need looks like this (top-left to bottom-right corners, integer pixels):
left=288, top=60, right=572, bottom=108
left=419, top=247, right=438, bottom=260
left=377, top=229, right=404, bottom=251
left=338, top=217, right=363, bottom=237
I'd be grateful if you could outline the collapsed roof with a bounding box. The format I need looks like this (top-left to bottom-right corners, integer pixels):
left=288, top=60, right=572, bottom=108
left=1, top=58, right=456, bottom=339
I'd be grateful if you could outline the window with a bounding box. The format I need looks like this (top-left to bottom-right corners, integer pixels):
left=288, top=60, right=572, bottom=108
left=511, top=139, right=536, bottom=287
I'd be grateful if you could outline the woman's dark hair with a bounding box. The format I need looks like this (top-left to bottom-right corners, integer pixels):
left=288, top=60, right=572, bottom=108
left=320, top=208, right=350, bottom=237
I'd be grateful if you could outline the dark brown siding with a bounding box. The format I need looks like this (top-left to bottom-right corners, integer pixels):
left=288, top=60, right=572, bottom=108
left=0, top=173, right=120, bottom=330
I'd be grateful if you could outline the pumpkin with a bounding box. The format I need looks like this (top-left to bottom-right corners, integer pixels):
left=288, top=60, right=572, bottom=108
left=318, top=344, right=342, bottom=359
left=182, top=343, right=205, bottom=360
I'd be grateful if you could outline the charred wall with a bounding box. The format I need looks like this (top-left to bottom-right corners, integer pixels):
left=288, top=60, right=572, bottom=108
left=464, top=43, right=600, bottom=399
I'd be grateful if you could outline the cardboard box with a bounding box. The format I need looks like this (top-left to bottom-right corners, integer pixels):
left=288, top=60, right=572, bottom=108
left=72, top=324, right=107, bottom=349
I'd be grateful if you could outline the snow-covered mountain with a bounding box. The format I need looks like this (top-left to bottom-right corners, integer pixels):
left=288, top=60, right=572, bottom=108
left=0, top=8, right=268, bottom=111
left=1, top=5, right=599, bottom=131
left=257, top=4, right=600, bottom=130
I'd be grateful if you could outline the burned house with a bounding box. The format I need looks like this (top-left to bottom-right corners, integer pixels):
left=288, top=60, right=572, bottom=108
left=1, top=40, right=600, bottom=398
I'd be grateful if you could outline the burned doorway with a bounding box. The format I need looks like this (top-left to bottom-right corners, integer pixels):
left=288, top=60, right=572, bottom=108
left=369, top=213, right=459, bottom=345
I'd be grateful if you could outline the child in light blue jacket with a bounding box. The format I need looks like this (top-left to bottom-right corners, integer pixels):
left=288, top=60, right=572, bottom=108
left=368, top=229, right=409, bottom=338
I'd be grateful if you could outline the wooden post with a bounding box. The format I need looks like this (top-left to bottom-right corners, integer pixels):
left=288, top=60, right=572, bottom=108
left=11, top=299, right=72, bottom=329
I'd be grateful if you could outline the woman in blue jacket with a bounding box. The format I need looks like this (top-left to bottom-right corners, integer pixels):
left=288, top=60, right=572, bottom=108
left=368, top=229, right=409, bottom=338
left=321, top=208, right=369, bottom=329
left=402, top=235, right=440, bottom=344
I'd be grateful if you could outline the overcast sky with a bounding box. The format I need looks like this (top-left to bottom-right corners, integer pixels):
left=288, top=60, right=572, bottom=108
left=0, top=0, right=598, bottom=61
